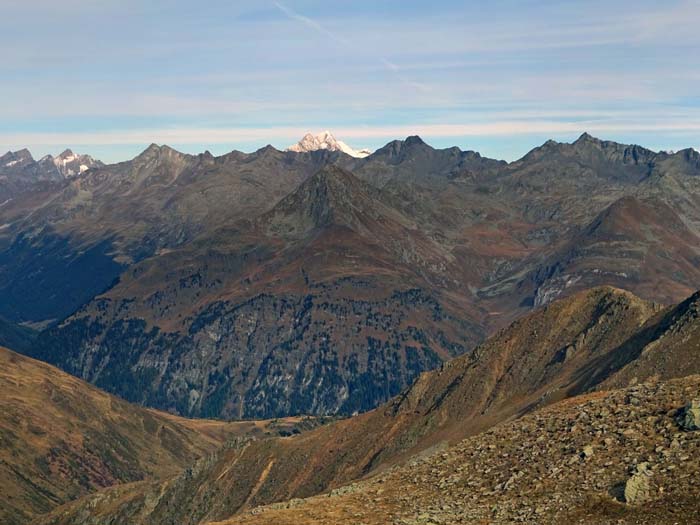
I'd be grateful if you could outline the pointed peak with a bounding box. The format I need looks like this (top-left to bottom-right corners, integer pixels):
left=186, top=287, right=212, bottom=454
left=373, top=135, right=433, bottom=158
left=286, top=131, right=371, bottom=158
left=135, top=143, right=185, bottom=161
left=256, top=144, right=280, bottom=154
left=575, top=132, right=598, bottom=143
left=674, top=147, right=700, bottom=161
left=129, top=144, right=187, bottom=169
left=13, top=148, right=34, bottom=161
left=263, top=165, right=378, bottom=236
left=58, top=148, right=75, bottom=158
left=288, top=165, right=367, bottom=202
left=404, top=135, right=427, bottom=147
left=1, top=148, right=34, bottom=166
left=142, top=143, right=162, bottom=154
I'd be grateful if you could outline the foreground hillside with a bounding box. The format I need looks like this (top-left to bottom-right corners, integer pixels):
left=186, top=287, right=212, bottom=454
left=32, top=286, right=700, bottom=525
left=221, top=375, right=700, bottom=525
left=0, top=347, right=322, bottom=525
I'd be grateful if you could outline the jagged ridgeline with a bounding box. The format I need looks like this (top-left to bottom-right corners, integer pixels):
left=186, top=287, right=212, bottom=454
left=2, top=134, right=700, bottom=419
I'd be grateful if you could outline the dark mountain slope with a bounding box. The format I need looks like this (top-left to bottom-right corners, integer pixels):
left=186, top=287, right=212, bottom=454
left=520, top=195, right=700, bottom=306
left=0, top=316, right=36, bottom=352
left=0, top=145, right=343, bottom=324
left=29, top=167, right=484, bottom=419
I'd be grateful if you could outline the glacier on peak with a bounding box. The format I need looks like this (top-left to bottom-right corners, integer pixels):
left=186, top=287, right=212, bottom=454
left=286, top=130, right=372, bottom=158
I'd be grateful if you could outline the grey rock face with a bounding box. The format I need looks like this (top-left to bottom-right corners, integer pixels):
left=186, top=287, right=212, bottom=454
left=32, top=286, right=478, bottom=419
left=0, top=148, right=103, bottom=202
left=679, top=399, right=700, bottom=431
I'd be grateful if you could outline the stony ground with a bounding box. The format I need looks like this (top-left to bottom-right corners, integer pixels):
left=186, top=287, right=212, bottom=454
left=218, top=375, right=700, bottom=525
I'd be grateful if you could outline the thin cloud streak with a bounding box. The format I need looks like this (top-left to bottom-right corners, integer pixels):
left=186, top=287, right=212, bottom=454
left=271, top=1, right=430, bottom=92
left=272, top=1, right=350, bottom=46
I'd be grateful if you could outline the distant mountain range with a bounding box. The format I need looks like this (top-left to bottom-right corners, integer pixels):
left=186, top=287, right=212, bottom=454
left=0, top=148, right=102, bottom=201
left=1, top=132, right=700, bottom=421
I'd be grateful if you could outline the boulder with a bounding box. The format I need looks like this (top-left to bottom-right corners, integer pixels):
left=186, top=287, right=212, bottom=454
left=624, top=462, right=653, bottom=505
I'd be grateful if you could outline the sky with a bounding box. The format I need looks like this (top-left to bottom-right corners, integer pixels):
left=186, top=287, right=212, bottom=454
left=1, top=0, right=699, bottom=162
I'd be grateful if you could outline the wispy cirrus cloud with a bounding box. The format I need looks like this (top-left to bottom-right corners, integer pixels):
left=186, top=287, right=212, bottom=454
left=271, top=0, right=431, bottom=91
left=272, top=1, right=351, bottom=46
left=1, top=0, right=699, bottom=160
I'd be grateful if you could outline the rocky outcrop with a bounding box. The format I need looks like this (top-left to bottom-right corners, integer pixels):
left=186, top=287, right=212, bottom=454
left=679, top=399, right=700, bottom=431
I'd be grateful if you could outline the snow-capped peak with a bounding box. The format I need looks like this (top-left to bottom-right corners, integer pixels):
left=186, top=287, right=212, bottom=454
left=51, top=149, right=102, bottom=177
left=286, top=131, right=372, bottom=158
left=56, top=149, right=77, bottom=163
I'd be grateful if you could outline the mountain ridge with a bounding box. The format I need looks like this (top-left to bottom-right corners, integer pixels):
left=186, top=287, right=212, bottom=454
left=3, top=132, right=700, bottom=420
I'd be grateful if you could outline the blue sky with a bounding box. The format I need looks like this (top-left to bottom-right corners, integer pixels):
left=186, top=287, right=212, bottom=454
left=2, top=0, right=699, bottom=162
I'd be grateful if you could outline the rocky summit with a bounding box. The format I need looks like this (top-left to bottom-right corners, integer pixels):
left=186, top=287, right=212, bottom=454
left=0, top=149, right=103, bottom=201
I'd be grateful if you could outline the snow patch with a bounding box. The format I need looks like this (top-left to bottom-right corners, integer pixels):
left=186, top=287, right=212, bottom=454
left=50, top=150, right=99, bottom=177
